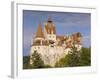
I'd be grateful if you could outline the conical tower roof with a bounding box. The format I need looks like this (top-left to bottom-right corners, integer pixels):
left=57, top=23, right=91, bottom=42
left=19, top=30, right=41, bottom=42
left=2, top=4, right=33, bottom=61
left=47, top=16, right=52, bottom=22
left=45, top=16, right=56, bottom=34
left=35, top=23, right=44, bottom=38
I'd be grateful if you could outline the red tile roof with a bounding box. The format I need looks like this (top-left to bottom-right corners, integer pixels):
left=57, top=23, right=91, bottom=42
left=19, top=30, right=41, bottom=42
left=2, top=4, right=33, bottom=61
left=35, top=23, right=45, bottom=38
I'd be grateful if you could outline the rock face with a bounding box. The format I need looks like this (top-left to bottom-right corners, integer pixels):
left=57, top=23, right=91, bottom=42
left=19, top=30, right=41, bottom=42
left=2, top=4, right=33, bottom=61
left=30, top=17, right=82, bottom=67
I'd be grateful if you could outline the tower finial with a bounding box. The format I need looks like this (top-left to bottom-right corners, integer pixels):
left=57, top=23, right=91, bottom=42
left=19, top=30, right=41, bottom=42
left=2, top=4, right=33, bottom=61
left=48, top=16, right=52, bottom=22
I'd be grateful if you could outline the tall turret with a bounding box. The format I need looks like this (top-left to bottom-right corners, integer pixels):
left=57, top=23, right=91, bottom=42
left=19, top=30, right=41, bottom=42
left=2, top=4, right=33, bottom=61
left=44, top=16, right=56, bottom=41
left=35, top=23, right=44, bottom=39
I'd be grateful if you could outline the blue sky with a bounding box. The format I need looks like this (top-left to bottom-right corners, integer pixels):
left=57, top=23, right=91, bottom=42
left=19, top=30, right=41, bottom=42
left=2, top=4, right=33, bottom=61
left=23, top=10, right=91, bottom=56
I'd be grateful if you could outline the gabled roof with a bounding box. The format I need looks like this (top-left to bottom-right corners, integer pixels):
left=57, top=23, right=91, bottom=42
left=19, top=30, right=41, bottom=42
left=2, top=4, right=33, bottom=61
left=56, top=35, right=67, bottom=41
left=35, top=23, right=44, bottom=38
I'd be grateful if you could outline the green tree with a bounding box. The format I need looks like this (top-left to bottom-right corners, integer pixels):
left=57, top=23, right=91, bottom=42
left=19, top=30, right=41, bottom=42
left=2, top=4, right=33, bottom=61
left=67, top=46, right=81, bottom=67
left=55, top=55, right=67, bottom=67
left=79, top=47, right=91, bottom=66
left=30, top=50, right=45, bottom=68
left=55, top=46, right=80, bottom=67
left=23, top=56, right=30, bottom=69
left=55, top=47, right=91, bottom=67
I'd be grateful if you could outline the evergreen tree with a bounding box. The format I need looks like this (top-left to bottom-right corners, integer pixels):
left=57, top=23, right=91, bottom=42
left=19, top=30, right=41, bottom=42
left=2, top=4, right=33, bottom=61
left=67, top=46, right=80, bottom=67
left=23, top=56, right=30, bottom=69
left=55, top=55, right=67, bottom=67
left=30, top=50, right=44, bottom=68
left=79, top=47, right=91, bottom=66
left=55, top=46, right=80, bottom=67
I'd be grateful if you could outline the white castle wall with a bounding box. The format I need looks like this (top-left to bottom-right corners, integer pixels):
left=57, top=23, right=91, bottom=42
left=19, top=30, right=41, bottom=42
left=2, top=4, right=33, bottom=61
left=30, top=44, right=73, bottom=67
left=30, top=36, right=82, bottom=67
left=75, top=44, right=82, bottom=52
left=47, top=34, right=56, bottom=41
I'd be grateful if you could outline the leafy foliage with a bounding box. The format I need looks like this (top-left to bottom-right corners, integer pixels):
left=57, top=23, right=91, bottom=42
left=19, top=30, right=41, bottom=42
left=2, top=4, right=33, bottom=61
left=29, top=50, right=45, bottom=68
left=55, top=47, right=91, bottom=67
left=79, top=47, right=91, bottom=66
left=55, top=46, right=80, bottom=67
left=23, top=47, right=91, bottom=69
left=23, top=56, right=30, bottom=69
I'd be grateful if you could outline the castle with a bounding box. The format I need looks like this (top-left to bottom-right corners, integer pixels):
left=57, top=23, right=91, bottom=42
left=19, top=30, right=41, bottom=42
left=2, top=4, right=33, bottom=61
left=30, top=17, right=82, bottom=67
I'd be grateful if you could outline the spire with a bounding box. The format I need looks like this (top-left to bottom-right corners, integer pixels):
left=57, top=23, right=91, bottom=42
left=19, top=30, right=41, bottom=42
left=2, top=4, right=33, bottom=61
left=76, top=32, right=82, bottom=37
left=35, top=23, right=44, bottom=38
left=47, top=16, right=52, bottom=22
left=45, top=16, right=56, bottom=34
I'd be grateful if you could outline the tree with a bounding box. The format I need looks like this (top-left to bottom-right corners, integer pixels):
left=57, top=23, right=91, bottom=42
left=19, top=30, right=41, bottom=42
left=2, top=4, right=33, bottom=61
left=79, top=47, right=91, bottom=66
left=67, top=46, right=81, bottom=67
left=55, top=55, right=67, bottom=67
left=55, top=46, right=91, bottom=67
left=23, top=56, right=30, bottom=69
left=55, top=46, right=80, bottom=67
left=30, top=50, right=45, bottom=68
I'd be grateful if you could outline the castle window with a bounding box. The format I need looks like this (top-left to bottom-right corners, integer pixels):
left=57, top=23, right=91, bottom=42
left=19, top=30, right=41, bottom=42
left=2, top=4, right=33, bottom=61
left=51, top=45, right=54, bottom=47
left=50, top=44, right=54, bottom=47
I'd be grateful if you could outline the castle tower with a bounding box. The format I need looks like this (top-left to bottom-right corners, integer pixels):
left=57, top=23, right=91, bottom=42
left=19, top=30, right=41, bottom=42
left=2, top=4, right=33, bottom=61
left=44, top=16, right=56, bottom=41
left=31, top=23, right=45, bottom=54
left=72, top=32, right=82, bottom=51
left=35, top=23, right=44, bottom=40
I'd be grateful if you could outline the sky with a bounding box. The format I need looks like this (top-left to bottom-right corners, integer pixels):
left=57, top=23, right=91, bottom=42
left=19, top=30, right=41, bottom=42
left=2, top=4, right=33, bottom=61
left=23, top=10, right=91, bottom=56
